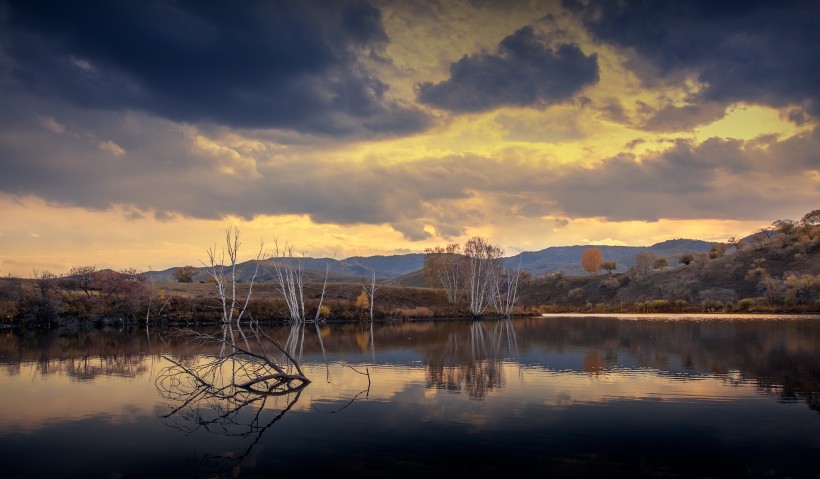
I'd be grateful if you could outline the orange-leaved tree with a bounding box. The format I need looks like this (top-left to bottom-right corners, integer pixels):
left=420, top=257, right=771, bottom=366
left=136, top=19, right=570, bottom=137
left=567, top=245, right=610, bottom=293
left=581, top=247, right=603, bottom=275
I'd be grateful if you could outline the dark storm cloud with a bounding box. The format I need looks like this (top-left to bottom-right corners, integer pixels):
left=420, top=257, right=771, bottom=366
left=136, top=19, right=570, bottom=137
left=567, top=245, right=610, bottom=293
left=574, top=0, right=820, bottom=117
left=0, top=0, right=428, bottom=136
left=417, top=26, right=599, bottom=112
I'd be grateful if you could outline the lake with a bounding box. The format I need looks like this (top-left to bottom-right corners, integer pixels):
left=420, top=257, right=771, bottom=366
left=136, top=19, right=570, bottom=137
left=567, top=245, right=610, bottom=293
left=1, top=315, right=819, bottom=478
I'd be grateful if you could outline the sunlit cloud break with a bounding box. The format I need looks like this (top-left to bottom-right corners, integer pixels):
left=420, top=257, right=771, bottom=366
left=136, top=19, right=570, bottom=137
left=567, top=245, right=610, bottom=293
left=0, top=0, right=817, bottom=275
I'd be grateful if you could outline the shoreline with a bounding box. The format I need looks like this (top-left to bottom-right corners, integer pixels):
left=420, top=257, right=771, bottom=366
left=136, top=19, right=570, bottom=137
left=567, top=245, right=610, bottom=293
left=538, top=312, right=820, bottom=320
left=3, top=311, right=820, bottom=332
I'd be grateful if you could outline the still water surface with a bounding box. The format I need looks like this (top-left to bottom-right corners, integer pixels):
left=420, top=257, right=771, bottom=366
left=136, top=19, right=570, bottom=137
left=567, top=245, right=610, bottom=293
left=1, top=315, right=819, bottom=478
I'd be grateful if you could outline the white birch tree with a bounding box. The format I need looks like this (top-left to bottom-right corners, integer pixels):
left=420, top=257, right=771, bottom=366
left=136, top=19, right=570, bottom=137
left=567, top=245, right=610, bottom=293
left=424, top=244, right=464, bottom=304
left=362, top=269, right=376, bottom=322
left=204, top=226, right=263, bottom=325
left=266, top=239, right=329, bottom=324
left=464, top=236, right=503, bottom=319
left=492, top=256, right=522, bottom=318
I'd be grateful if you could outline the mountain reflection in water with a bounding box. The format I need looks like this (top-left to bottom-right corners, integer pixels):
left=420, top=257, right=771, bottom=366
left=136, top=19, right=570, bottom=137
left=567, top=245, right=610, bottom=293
left=0, top=315, right=819, bottom=478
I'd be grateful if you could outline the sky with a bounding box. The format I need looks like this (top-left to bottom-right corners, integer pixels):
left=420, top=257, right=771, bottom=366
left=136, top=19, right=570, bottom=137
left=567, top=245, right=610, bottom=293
left=0, top=0, right=818, bottom=276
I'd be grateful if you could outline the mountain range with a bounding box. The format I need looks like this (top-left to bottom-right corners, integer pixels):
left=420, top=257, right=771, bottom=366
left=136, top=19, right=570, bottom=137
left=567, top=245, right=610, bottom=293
left=145, top=238, right=716, bottom=283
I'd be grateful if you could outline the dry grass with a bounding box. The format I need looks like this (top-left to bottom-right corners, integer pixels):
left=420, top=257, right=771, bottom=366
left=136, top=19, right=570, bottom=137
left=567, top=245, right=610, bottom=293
left=387, top=306, right=435, bottom=319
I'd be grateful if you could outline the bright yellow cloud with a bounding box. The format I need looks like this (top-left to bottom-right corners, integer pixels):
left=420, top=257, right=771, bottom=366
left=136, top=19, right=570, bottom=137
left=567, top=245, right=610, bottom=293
left=695, top=103, right=812, bottom=141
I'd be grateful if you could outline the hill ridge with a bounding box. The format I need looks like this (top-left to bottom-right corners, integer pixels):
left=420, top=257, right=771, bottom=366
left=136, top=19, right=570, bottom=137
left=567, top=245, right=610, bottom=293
left=145, top=239, right=716, bottom=283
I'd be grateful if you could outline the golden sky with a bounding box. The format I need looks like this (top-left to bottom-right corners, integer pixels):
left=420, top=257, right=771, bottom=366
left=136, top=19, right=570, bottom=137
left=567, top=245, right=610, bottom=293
left=0, top=0, right=818, bottom=276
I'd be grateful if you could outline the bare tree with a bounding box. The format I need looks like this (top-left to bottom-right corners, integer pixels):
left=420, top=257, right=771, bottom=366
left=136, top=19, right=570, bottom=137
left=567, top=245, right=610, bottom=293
left=156, top=322, right=369, bottom=474
left=423, top=243, right=463, bottom=304
left=491, top=257, right=521, bottom=318
left=33, top=268, right=56, bottom=301
left=266, top=239, right=329, bottom=324
left=166, top=324, right=310, bottom=392
left=144, top=267, right=169, bottom=328
left=110, top=268, right=148, bottom=318
left=464, top=237, right=503, bottom=319
left=634, top=251, right=656, bottom=276
left=204, top=227, right=263, bottom=324
left=362, top=269, right=377, bottom=322
left=28, top=268, right=58, bottom=322
left=67, top=265, right=97, bottom=297
left=156, top=323, right=311, bottom=472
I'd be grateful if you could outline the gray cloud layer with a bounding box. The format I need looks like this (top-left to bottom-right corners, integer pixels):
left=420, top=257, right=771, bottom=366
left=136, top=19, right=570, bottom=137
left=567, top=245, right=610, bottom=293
left=574, top=0, right=820, bottom=118
left=0, top=0, right=428, bottom=137
left=1, top=93, right=816, bottom=239
left=417, top=26, right=599, bottom=112
left=549, top=133, right=819, bottom=221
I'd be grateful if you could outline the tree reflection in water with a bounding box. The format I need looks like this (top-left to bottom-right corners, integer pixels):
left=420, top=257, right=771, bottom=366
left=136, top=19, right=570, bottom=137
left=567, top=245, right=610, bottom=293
left=156, top=322, right=309, bottom=474
left=156, top=321, right=370, bottom=475
left=427, top=319, right=518, bottom=399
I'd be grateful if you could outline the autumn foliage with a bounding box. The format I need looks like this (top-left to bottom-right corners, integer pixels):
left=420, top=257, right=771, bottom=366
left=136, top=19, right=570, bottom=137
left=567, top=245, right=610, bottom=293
left=581, top=248, right=603, bottom=275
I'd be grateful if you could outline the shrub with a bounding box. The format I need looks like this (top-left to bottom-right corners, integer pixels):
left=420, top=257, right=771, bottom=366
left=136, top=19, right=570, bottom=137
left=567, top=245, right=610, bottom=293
left=389, top=306, right=434, bottom=319
left=647, top=299, right=672, bottom=312
left=173, top=266, right=198, bottom=283
left=737, top=298, right=755, bottom=312
left=701, top=300, right=725, bottom=312
left=783, top=273, right=820, bottom=305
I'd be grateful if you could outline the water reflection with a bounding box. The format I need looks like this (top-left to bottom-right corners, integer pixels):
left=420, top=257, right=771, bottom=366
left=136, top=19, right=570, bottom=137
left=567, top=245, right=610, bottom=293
left=426, top=319, right=518, bottom=399
left=154, top=322, right=311, bottom=475
left=1, top=316, right=819, bottom=413
left=157, top=360, right=305, bottom=475
left=582, top=349, right=605, bottom=374
left=58, top=355, right=148, bottom=380
left=0, top=327, right=177, bottom=381
left=154, top=322, right=375, bottom=476
left=1, top=316, right=819, bottom=478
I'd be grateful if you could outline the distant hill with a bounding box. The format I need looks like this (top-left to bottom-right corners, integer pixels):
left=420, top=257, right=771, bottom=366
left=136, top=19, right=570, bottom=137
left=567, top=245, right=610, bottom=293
left=146, top=240, right=716, bottom=284
left=516, top=231, right=820, bottom=312
left=505, top=239, right=716, bottom=276
left=340, top=254, right=425, bottom=277
left=145, top=253, right=425, bottom=283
